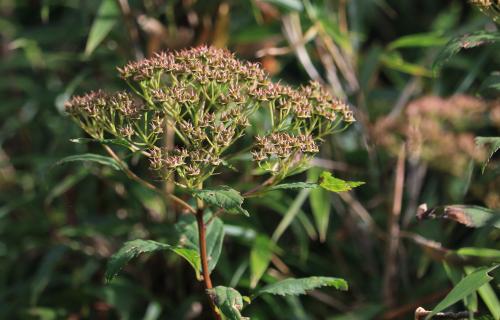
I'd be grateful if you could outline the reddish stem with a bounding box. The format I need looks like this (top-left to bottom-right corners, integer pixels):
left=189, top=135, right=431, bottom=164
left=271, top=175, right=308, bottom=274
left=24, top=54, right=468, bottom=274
left=196, top=209, right=221, bottom=320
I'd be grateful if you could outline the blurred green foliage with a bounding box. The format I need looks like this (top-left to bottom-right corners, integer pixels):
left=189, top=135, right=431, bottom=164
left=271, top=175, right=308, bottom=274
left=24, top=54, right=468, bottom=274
left=0, top=0, right=499, bottom=319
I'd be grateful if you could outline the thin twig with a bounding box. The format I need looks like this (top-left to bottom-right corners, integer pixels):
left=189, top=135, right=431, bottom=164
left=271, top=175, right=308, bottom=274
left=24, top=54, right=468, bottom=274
left=282, top=13, right=324, bottom=84
left=115, top=0, right=143, bottom=59
left=381, top=289, right=449, bottom=320
left=103, top=145, right=195, bottom=214
left=338, top=191, right=386, bottom=239
left=242, top=176, right=275, bottom=198
left=382, top=145, right=405, bottom=307
left=414, top=307, right=472, bottom=320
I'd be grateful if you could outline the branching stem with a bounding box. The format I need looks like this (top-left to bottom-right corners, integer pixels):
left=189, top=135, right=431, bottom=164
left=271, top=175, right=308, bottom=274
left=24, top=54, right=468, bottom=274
left=103, top=145, right=195, bottom=214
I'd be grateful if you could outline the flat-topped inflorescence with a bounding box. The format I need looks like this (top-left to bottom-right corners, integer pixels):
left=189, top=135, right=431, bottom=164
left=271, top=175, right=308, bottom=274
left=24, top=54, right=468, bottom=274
left=65, top=46, right=355, bottom=189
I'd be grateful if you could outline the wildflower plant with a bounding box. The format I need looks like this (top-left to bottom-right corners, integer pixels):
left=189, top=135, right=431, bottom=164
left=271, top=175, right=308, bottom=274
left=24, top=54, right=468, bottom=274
left=64, top=46, right=359, bottom=319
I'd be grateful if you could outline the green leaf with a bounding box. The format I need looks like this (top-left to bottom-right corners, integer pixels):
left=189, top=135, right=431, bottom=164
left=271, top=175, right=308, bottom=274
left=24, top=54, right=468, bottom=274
left=45, top=168, right=88, bottom=204
left=259, top=0, right=303, bottom=11
left=456, top=247, right=500, bottom=261
left=207, top=286, right=249, bottom=320
left=85, top=0, right=120, bottom=57
left=266, top=182, right=317, bottom=191
left=175, top=215, right=225, bottom=274
left=31, top=246, right=67, bottom=305
left=205, top=218, right=225, bottom=272
left=254, top=276, right=348, bottom=298
left=250, top=235, right=275, bottom=288
left=426, top=266, right=498, bottom=319
left=381, top=51, right=433, bottom=77
left=418, top=204, right=500, bottom=228
left=170, top=247, right=202, bottom=280
left=70, top=137, right=132, bottom=149
left=478, top=72, right=500, bottom=95
left=443, top=205, right=500, bottom=229
left=105, top=239, right=200, bottom=283
left=271, top=189, right=311, bottom=242
left=433, top=31, right=500, bottom=73
left=191, top=186, right=249, bottom=216
left=319, top=172, right=365, bottom=193
left=476, top=137, right=500, bottom=173
left=465, top=267, right=500, bottom=320
left=387, top=32, right=448, bottom=50
left=56, top=153, right=122, bottom=170
left=308, top=168, right=331, bottom=242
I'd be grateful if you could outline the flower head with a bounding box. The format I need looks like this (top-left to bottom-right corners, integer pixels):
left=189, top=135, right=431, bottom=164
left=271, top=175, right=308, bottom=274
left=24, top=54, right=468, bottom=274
left=66, top=46, right=355, bottom=187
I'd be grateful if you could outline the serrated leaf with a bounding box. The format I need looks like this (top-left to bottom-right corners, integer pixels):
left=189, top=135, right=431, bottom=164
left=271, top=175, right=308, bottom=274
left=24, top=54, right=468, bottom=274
left=85, top=0, right=120, bottom=56
left=191, top=186, right=249, bottom=216
left=319, top=172, right=365, bottom=193
left=254, top=276, right=348, bottom=298
left=105, top=239, right=200, bottom=283
left=207, top=286, right=249, bottom=320
left=426, top=266, right=498, bottom=319
left=476, top=137, right=500, bottom=173
left=266, top=182, right=318, bottom=191
left=433, top=31, right=500, bottom=73
left=56, top=153, right=122, bottom=170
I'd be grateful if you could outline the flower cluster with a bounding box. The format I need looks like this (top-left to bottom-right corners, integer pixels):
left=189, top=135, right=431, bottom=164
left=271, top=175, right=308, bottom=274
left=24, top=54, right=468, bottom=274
left=247, top=80, right=354, bottom=177
left=469, top=0, right=500, bottom=22
left=252, top=133, right=318, bottom=161
left=66, top=46, right=355, bottom=188
left=372, top=95, right=500, bottom=176
left=65, top=90, right=153, bottom=145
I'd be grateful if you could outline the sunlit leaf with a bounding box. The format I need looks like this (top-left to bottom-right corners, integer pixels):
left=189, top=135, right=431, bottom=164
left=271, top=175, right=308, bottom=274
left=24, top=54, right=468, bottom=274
left=457, top=247, right=500, bottom=261
left=388, top=32, right=448, bottom=50
left=319, top=171, right=365, bottom=193
left=381, top=51, right=433, bottom=77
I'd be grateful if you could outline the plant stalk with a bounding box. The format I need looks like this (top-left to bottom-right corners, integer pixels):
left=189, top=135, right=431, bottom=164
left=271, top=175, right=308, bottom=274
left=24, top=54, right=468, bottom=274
left=196, top=208, right=221, bottom=320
